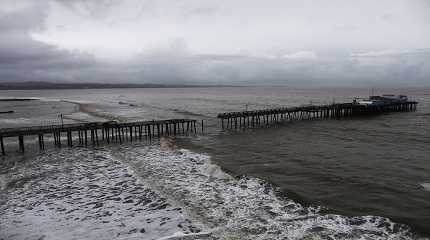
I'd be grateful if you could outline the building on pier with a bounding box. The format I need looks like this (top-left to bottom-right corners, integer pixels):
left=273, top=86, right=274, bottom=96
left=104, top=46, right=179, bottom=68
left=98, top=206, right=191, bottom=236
left=354, top=94, right=410, bottom=106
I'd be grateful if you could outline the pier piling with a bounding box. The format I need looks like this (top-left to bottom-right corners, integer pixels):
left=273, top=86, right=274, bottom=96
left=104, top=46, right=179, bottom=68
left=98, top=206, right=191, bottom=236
left=18, top=135, right=24, bottom=153
left=1, top=137, right=4, bottom=155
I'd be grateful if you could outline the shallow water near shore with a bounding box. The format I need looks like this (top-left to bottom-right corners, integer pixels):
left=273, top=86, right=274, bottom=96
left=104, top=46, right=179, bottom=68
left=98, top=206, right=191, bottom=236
left=0, top=146, right=208, bottom=240
left=0, top=142, right=421, bottom=239
left=1, top=87, right=429, bottom=239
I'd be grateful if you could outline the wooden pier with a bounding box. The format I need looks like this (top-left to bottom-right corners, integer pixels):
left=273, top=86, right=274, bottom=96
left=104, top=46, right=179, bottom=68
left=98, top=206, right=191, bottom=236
left=0, top=119, right=197, bottom=155
left=218, top=101, right=418, bottom=129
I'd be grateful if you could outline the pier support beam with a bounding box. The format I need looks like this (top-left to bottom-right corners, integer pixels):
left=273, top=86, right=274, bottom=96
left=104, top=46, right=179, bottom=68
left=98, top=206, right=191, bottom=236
left=95, top=129, right=99, bottom=145
left=90, top=130, right=95, bottom=145
left=84, top=130, right=88, bottom=146
left=67, top=131, right=72, bottom=147
left=1, top=137, right=5, bottom=155
left=18, top=135, right=24, bottom=153
left=57, top=132, right=62, bottom=148
left=129, top=127, right=133, bottom=142
left=38, top=134, right=45, bottom=150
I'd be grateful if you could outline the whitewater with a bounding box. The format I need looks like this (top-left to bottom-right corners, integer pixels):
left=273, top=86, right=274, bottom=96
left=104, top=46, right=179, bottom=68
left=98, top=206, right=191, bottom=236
left=0, top=141, right=421, bottom=239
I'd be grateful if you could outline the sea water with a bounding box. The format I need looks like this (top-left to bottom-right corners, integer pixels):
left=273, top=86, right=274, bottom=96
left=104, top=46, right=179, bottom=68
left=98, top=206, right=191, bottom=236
left=0, top=87, right=429, bottom=239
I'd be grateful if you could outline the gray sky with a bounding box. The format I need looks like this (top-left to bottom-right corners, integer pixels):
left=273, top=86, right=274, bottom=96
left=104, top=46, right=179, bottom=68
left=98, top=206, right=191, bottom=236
left=1, top=0, right=429, bottom=86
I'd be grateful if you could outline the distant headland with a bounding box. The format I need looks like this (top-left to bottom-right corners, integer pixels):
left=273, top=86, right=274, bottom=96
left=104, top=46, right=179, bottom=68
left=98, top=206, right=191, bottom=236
left=0, top=82, right=236, bottom=90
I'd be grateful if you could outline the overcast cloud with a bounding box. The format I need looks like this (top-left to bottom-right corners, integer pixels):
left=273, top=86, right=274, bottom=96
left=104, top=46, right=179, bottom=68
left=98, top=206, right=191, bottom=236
left=0, top=0, right=429, bottom=86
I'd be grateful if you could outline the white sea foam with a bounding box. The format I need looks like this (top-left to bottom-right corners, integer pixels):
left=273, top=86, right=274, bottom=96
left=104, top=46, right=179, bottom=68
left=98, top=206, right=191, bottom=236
left=0, top=141, right=424, bottom=240
left=421, top=183, right=430, bottom=191
left=156, top=232, right=212, bottom=240
left=62, top=99, right=131, bottom=122
left=0, top=117, right=34, bottom=125
left=113, top=142, right=421, bottom=240
left=0, top=147, right=208, bottom=240
left=0, top=174, right=9, bottom=191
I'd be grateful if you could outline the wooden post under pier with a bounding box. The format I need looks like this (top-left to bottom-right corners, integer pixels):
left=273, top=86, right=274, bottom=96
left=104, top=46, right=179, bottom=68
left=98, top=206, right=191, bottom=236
left=38, top=134, right=45, bottom=150
left=18, top=135, right=24, bottom=153
left=1, top=137, right=5, bottom=155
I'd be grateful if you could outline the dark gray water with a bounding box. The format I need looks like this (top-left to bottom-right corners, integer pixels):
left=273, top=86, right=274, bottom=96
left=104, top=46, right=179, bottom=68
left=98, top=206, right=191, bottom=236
left=184, top=88, right=430, bottom=235
left=191, top=109, right=430, bottom=234
left=1, top=87, right=429, bottom=239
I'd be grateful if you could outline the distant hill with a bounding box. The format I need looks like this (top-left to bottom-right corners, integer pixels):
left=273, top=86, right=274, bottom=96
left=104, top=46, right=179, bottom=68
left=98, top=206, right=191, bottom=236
left=0, top=82, right=234, bottom=90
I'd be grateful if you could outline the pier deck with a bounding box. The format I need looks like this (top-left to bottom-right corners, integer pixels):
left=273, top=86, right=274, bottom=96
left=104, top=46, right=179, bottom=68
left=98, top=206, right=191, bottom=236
left=0, top=119, right=197, bottom=155
left=218, top=101, right=418, bottom=129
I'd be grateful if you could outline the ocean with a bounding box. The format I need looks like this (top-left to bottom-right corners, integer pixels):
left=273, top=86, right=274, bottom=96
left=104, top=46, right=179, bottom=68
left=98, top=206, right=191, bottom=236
left=0, top=87, right=429, bottom=240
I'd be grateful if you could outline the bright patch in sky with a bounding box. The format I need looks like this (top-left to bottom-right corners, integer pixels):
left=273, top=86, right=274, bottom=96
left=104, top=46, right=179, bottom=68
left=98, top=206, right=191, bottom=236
left=31, top=0, right=430, bottom=60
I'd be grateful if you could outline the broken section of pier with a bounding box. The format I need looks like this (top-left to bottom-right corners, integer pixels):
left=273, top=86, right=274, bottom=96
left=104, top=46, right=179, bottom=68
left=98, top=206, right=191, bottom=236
left=218, top=101, right=418, bottom=129
left=0, top=119, right=197, bottom=155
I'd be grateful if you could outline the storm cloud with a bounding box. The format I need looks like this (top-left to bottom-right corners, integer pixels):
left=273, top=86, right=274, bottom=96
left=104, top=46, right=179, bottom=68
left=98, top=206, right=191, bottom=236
left=0, top=0, right=429, bottom=86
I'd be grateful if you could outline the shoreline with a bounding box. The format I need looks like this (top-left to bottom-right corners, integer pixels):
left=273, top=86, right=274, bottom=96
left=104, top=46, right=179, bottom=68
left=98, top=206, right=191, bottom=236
left=0, top=98, right=39, bottom=101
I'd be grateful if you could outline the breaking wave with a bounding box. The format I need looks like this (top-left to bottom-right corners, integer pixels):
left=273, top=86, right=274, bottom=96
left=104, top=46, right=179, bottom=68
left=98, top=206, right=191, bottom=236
left=62, top=100, right=127, bottom=122
left=0, top=147, right=208, bottom=240
left=421, top=183, right=430, bottom=192
left=112, top=141, right=421, bottom=240
left=0, top=141, right=424, bottom=240
left=0, top=140, right=424, bottom=239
